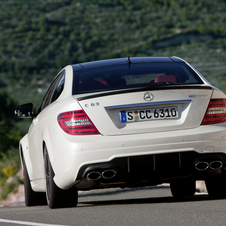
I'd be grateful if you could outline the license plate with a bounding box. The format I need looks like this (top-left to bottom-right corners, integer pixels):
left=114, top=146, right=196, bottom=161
left=120, top=107, right=179, bottom=122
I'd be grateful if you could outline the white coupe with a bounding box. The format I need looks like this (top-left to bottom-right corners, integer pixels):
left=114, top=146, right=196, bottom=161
left=15, top=57, right=226, bottom=208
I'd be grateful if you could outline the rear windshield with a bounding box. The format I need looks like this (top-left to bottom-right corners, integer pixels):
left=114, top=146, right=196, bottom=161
left=72, top=63, right=204, bottom=95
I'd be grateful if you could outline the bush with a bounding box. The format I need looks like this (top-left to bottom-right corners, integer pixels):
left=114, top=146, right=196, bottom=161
left=0, top=148, right=22, bottom=201
left=2, top=164, right=16, bottom=178
left=0, top=181, right=21, bottom=200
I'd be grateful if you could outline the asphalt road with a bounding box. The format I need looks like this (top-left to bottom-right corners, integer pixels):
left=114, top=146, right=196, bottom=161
left=0, top=185, right=226, bottom=226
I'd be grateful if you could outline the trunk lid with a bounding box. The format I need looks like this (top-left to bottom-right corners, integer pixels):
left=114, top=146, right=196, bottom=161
left=75, top=85, right=213, bottom=136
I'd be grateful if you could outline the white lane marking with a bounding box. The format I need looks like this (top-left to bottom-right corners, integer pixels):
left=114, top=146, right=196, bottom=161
left=0, top=218, right=69, bottom=226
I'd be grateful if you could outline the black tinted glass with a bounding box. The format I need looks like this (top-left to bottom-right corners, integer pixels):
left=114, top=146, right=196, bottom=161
left=72, top=63, right=203, bottom=95
left=51, top=72, right=65, bottom=103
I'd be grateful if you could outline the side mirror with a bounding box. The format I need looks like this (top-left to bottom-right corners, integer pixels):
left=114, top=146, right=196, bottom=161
left=15, top=103, right=34, bottom=118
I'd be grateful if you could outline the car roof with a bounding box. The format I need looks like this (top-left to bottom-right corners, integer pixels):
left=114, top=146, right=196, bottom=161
left=72, top=57, right=185, bottom=71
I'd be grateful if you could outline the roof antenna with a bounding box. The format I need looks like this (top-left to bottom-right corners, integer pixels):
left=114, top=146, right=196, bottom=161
left=127, top=56, right=131, bottom=68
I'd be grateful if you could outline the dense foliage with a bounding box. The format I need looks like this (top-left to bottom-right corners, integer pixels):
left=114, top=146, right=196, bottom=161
left=0, top=91, right=21, bottom=200
left=1, top=0, right=226, bottom=107
left=0, top=0, right=226, bottom=200
left=0, top=90, right=20, bottom=157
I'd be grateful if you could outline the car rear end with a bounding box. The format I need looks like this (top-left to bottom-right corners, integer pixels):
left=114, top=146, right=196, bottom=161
left=55, top=57, right=226, bottom=195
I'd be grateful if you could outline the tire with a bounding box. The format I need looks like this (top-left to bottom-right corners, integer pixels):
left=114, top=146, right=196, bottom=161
left=21, top=153, right=47, bottom=206
left=44, top=146, right=78, bottom=209
left=205, top=174, right=226, bottom=198
left=170, top=178, right=196, bottom=198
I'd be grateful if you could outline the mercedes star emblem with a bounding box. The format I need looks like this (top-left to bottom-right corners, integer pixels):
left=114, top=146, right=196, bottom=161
left=144, top=92, right=154, bottom=101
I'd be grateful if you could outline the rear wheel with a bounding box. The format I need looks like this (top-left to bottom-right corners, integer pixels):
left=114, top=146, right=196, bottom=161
left=44, top=146, right=78, bottom=209
left=170, top=178, right=196, bottom=198
left=21, top=152, right=46, bottom=206
left=205, top=174, right=226, bottom=198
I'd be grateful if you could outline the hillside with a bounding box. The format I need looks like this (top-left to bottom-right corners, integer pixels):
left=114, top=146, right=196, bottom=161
left=0, top=0, right=226, bottom=108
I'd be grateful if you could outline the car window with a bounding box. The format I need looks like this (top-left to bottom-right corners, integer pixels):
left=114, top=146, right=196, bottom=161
left=38, top=71, right=65, bottom=112
left=50, top=71, right=65, bottom=103
left=72, top=63, right=204, bottom=95
left=40, top=81, right=57, bottom=111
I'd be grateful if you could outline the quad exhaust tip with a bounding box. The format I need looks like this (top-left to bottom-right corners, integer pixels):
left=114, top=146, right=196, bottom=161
left=102, top=169, right=116, bottom=179
left=87, top=171, right=101, bottom=181
left=195, top=160, right=223, bottom=171
left=87, top=169, right=116, bottom=181
left=209, top=161, right=223, bottom=170
left=195, top=161, right=209, bottom=171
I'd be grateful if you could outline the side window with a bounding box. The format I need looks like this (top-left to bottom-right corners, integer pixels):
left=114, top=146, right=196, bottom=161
left=40, top=80, right=57, bottom=111
left=37, top=70, right=66, bottom=114
left=50, top=71, right=65, bottom=103
left=39, top=73, right=63, bottom=112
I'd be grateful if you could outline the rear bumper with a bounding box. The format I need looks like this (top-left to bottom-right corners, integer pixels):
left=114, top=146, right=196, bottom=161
left=75, top=151, right=226, bottom=190
left=52, top=123, right=226, bottom=189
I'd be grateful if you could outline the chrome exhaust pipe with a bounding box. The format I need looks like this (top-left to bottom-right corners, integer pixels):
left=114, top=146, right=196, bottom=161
left=195, top=161, right=209, bottom=171
left=87, top=171, right=101, bottom=181
left=209, top=161, right=223, bottom=170
left=102, top=169, right=116, bottom=179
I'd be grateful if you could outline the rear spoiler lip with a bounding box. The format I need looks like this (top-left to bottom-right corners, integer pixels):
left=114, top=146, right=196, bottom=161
left=76, top=85, right=213, bottom=101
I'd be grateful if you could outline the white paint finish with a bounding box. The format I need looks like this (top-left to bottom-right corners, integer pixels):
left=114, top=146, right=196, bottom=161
left=18, top=61, right=226, bottom=194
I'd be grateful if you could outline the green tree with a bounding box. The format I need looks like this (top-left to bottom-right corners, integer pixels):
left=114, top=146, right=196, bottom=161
left=0, top=90, right=20, bottom=158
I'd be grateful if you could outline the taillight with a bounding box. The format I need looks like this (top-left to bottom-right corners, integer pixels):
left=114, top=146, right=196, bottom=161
left=201, top=99, right=226, bottom=125
left=57, top=110, right=100, bottom=135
